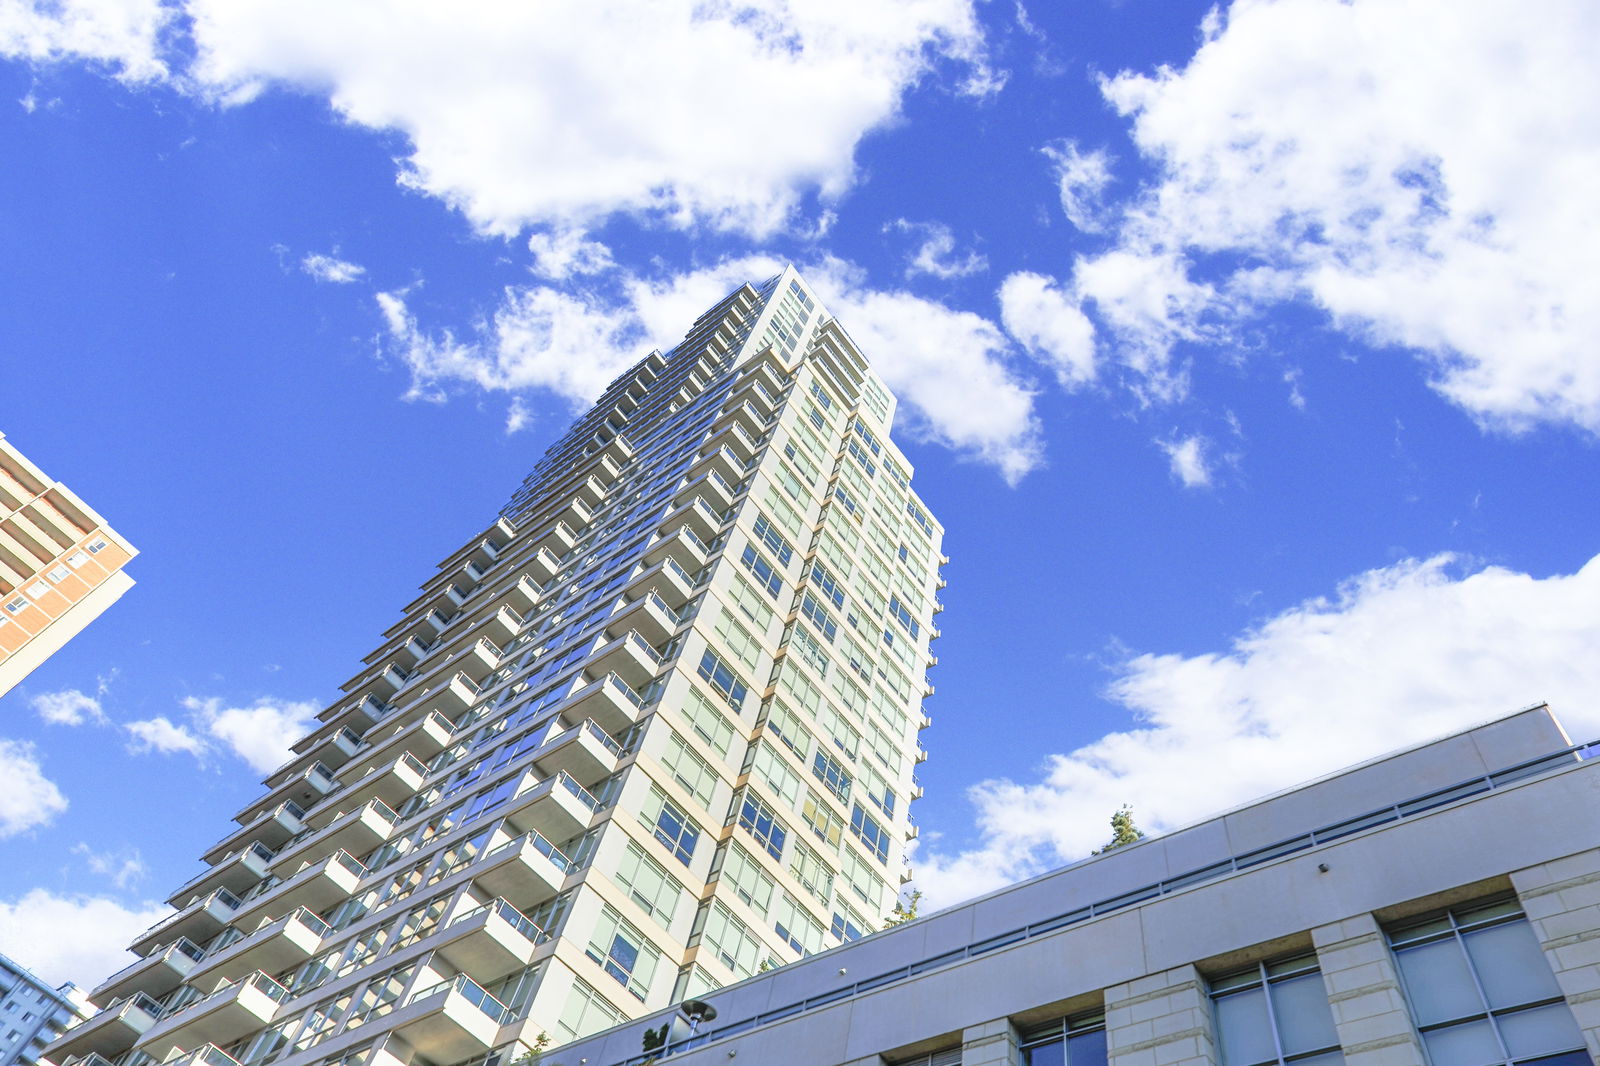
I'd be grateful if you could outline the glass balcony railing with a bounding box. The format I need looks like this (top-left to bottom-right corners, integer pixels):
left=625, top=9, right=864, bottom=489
left=448, top=898, right=551, bottom=946
left=406, top=974, right=514, bottom=1025
left=484, top=829, right=574, bottom=873
left=553, top=771, right=601, bottom=812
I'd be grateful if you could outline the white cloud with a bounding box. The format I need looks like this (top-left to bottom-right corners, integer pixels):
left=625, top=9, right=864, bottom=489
left=0, top=739, right=68, bottom=837
left=380, top=257, right=1047, bottom=481
left=31, top=687, right=108, bottom=726
left=1090, top=0, right=1600, bottom=434
left=997, top=271, right=1096, bottom=388
left=1071, top=248, right=1214, bottom=399
left=887, top=219, right=988, bottom=280
left=183, top=694, right=320, bottom=774
left=1042, top=139, right=1114, bottom=232
left=526, top=229, right=614, bottom=281
left=71, top=843, right=147, bottom=889
left=123, top=715, right=207, bottom=759
left=300, top=251, right=366, bottom=284
left=0, top=889, right=168, bottom=987
left=914, top=549, right=1600, bottom=907
left=186, top=0, right=993, bottom=236
left=1156, top=433, right=1212, bottom=488
left=0, top=0, right=170, bottom=83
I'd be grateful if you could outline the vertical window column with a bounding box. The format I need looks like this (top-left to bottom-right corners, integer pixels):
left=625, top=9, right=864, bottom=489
left=1209, top=953, right=1342, bottom=1066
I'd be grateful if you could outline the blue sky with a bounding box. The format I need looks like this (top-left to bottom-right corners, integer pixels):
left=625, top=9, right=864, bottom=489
left=2, top=0, right=1598, bottom=987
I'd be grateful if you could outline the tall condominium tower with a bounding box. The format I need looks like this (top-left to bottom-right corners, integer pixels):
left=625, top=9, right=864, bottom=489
left=48, top=266, right=944, bottom=1066
left=0, top=431, right=138, bottom=699
left=0, top=953, right=91, bottom=1066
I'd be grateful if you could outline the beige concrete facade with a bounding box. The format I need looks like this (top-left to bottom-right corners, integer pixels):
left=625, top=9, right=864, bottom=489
left=0, top=431, right=137, bottom=699
left=536, top=705, right=1600, bottom=1066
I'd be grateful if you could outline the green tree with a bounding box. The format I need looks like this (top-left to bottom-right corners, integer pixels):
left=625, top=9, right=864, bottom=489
left=883, top=889, right=923, bottom=928
left=1092, top=805, right=1145, bottom=855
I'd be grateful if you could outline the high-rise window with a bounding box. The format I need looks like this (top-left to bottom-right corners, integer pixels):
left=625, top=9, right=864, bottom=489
left=1020, top=1010, right=1108, bottom=1066
left=1387, top=897, right=1586, bottom=1066
left=1210, top=953, right=1342, bottom=1066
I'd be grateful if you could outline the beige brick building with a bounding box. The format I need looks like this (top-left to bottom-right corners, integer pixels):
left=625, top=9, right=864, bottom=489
left=0, top=431, right=137, bottom=699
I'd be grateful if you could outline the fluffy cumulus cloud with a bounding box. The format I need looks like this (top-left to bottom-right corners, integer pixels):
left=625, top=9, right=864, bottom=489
left=300, top=251, right=366, bottom=284
left=997, top=271, right=1096, bottom=388
left=31, top=687, right=108, bottom=726
left=381, top=256, right=1047, bottom=481
left=0, top=739, right=68, bottom=837
left=1068, top=0, right=1600, bottom=432
left=887, top=219, right=988, bottom=280
left=1042, top=139, right=1114, bottom=233
left=0, top=0, right=170, bottom=82
left=124, top=715, right=207, bottom=758
left=183, top=694, right=320, bottom=773
left=1157, top=433, right=1212, bottom=489
left=71, top=843, right=148, bottom=890
left=914, top=550, right=1600, bottom=906
left=0, top=889, right=168, bottom=987
left=184, top=0, right=992, bottom=236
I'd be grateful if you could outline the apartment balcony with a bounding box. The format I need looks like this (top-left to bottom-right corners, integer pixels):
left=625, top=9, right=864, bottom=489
left=559, top=671, right=649, bottom=736
left=164, top=842, right=275, bottom=909
left=517, top=545, right=560, bottom=586
left=623, top=556, right=696, bottom=610
left=731, top=378, right=781, bottom=419
left=342, top=659, right=411, bottom=701
left=532, top=720, right=623, bottom=785
left=405, top=582, right=469, bottom=624
left=571, top=473, right=609, bottom=509
left=702, top=420, right=762, bottom=463
left=474, top=604, right=524, bottom=649
left=299, top=726, right=364, bottom=771
left=90, top=938, right=204, bottom=1010
left=403, top=671, right=482, bottom=724
left=235, top=764, right=339, bottom=827
left=201, top=803, right=305, bottom=866
left=657, top=495, right=726, bottom=544
left=268, top=802, right=395, bottom=877
left=557, top=496, right=594, bottom=531
left=358, top=710, right=454, bottom=771
left=337, top=694, right=396, bottom=733
left=470, top=831, right=573, bottom=910
left=712, top=399, right=767, bottom=440
left=188, top=908, right=328, bottom=985
left=43, top=993, right=162, bottom=1061
left=137, top=972, right=290, bottom=1060
left=605, top=590, right=682, bottom=647
left=497, top=575, right=542, bottom=616
left=585, top=630, right=663, bottom=691
left=502, top=770, right=601, bottom=843
left=527, top=520, right=577, bottom=558
left=339, top=749, right=429, bottom=810
left=435, top=899, right=549, bottom=981
left=689, top=444, right=748, bottom=488
left=734, top=356, right=787, bottom=401
left=641, top=525, right=710, bottom=574
left=391, top=975, right=513, bottom=1062
left=672, top=470, right=736, bottom=515
left=162, top=1043, right=248, bottom=1066
left=401, top=638, right=500, bottom=703
left=238, top=850, right=367, bottom=927
left=131, top=888, right=242, bottom=957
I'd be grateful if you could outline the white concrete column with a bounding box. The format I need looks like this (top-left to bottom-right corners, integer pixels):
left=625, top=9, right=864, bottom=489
left=1104, top=965, right=1217, bottom=1066
left=1511, top=847, right=1600, bottom=1060
left=961, top=1017, right=1021, bottom=1066
left=1310, top=914, right=1425, bottom=1066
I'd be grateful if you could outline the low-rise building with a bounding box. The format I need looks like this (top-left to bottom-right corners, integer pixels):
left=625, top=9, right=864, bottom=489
left=542, top=703, right=1600, bottom=1066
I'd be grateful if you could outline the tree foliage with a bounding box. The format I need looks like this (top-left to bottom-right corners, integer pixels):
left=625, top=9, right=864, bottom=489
left=883, top=888, right=923, bottom=928
left=1092, top=805, right=1145, bottom=855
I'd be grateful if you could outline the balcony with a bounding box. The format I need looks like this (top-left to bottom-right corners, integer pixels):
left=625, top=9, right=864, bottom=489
left=269, top=801, right=395, bottom=877
left=605, top=590, right=682, bottom=646
left=469, top=831, right=572, bottom=910
left=522, top=546, right=562, bottom=585
left=559, top=672, right=650, bottom=736
left=358, top=710, right=454, bottom=770
left=301, top=726, right=364, bottom=771
left=131, top=888, right=242, bottom=957
left=138, top=972, right=290, bottom=1059
left=239, top=850, right=367, bottom=926
left=406, top=582, right=468, bottom=623
left=641, top=526, right=710, bottom=574
left=527, top=520, right=577, bottom=558
left=496, top=574, right=543, bottom=616
left=164, top=1043, right=246, bottom=1066
left=712, top=399, right=767, bottom=440
left=391, top=976, right=513, bottom=1062
left=338, top=694, right=395, bottom=733
left=201, top=803, right=304, bottom=866
left=657, top=494, right=726, bottom=544
left=502, top=770, right=601, bottom=843
left=689, top=444, right=748, bottom=487
left=342, top=660, right=411, bottom=701
left=702, top=420, right=762, bottom=462
left=532, top=720, right=623, bottom=785
left=623, top=556, right=696, bottom=610
left=334, top=751, right=429, bottom=812
left=402, top=671, right=482, bottom=724
left=475, top=605, right=524, bottom=649
left=188, top=908, right=328, bottom=985
left=90, top=939, right=204, bottom=1010
left=584, top=630, right=663, bottom=691
left=435, top=899, right=549, bottom=981
left=164, top=842, right=274, bottom=909
left=43, top=994, right=162, bottom=1061
left=571, top=473, right=608, bottom=508
left=558, top=496, right=594, bottom=531
left=672, top=470, right=736, bottom=515
left=235, top=764, right=339, bottom=826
